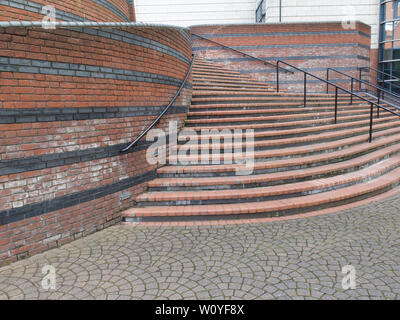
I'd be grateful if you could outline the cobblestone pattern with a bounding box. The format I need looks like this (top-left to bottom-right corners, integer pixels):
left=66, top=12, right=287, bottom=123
left=0, top=194, right=400, bottom=300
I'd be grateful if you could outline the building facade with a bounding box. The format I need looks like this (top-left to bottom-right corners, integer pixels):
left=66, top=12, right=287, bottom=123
left=136, top=1, right=400, bottom=88
left=134, top=0, right=256, bottom=26
left=379, top=0, right=400, bottom=91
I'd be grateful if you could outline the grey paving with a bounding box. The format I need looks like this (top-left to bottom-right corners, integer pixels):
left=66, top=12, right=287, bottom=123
left=0, top=193, right=400, bottom=300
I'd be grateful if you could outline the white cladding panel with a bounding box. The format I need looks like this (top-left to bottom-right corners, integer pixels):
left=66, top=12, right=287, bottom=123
left=134, top=0, right=257, bottom=27
left=135, top=0, right=379, bottom=48
left=264, top=0, right=380, bottom=49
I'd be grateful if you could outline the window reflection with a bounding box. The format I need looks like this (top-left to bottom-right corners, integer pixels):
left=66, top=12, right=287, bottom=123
left=379, top=1, right=400, bottom=93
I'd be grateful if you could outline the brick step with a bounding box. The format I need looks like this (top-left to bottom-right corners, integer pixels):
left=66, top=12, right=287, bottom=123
left=178, top=116, right=398, bottom=142
left=189, top=100, right=367, bottom=111
left=138, top=154, right=400, bottom=206
left=192, top=67, right=243, bottom=74
left=192, top=68, right=241, bottom=74
left=187, top=104, right=371, bottom=119
left=192, top=62, right=231, bottom=69
left=191, top=96, right=369, bottom=105
left=194, top=79, right=274, bottom=87
left=174, top=119, right=400, bottom=152
left=184, top=109, right=391, bottom=126
left=193, top=83, right=273, bottom=89
left=160, top=128, right=400, bottom=182
left=193, top=87, right=277, bottom=93
left=193, top=75, right=257, bottom=82
left=187, top=113, right=397, bottom=133
left=193, top=70, right=251, bottom=77
left=124, top=165, right=400, bottom=222
left=192, top=91, right=352, bottom=98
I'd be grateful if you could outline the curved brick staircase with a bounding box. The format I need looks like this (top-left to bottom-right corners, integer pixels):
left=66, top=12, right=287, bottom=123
left=123, top=58, right=400, bottom=224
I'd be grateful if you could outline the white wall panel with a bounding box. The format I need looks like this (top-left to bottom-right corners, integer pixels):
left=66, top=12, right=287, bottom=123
left=135, top=0, right=257, bottom=27
left=265, top=0, right=380, bottom=49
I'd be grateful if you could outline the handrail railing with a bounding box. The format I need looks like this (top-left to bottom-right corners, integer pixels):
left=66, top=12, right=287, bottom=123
left=358, top=66, right=400, bottom=92
left=192, top=33, right=293, bottom=74
left=120, top=55, right=194, bottom=153
left=276, top=60, right=400, bottom=142
left=326, top=68, right=400, bottom=108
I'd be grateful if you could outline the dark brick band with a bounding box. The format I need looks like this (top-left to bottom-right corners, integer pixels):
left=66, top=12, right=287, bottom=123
left=80, top=27, right=191, bottom=64
left=0, top=130, right=171, bottom=175
left=91, top=0, right=130, bottom=21
left=0, top=168, right=157, bottom=226
left=208, top=54, right=370, bottom=63
left=0, top=56, right=192, bottom=87
left=0, top=105, right=190, bottom=124
left=195, top=30, right=371, bottom=39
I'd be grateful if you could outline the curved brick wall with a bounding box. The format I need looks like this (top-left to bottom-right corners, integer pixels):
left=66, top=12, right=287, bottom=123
left=191, top=22, right=371, bottom=92
left=0, top=0, right=133, bottom=22
left=0, top=25, right=192, bottom=265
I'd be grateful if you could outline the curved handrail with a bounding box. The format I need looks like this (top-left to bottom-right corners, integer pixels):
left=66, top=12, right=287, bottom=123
left=276, top=60, right=400, bottom=142
left=192, top=33, right=293, bottom=74
left=327, top=68, right=400, bottom=104
left=120, top=55, right=194, bottom=153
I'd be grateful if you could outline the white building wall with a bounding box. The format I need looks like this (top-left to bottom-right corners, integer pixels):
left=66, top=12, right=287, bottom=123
left=264, top=0, right=380, bottom=49
left=134, top=0, right=257, bottom=27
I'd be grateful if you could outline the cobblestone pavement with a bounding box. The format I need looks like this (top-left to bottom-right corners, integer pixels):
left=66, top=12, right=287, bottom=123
left=1, top=194, right=400, bottom=300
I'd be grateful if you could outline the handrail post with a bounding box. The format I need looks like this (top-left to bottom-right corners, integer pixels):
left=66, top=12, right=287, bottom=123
left=369, top=103, right=374, bottom=143
left=334, top=87, right=338, bottom=124
left=359, top=68, right=362, bottom=91
left=326, top=69, right=329, bottom=93
left=304, top=73, right=307, bottom=108
left=350, top=78, right=354, bottom=105
left=276, top=62, right=280, bottom=92
left=377, top=90, right=380, bottom=119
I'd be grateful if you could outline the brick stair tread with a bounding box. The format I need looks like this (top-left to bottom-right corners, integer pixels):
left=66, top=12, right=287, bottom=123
left=194, top=79, right=273, bottom=86
left=188, top=104, right=370, bottom=117
left=172, top=120, right=400, bottom=152
left=187, top=114, right=397, bottom=132
left=177, top=116, right=398, bottom=141
left=139, top=155, right=400, bottom=202
left=189, top=101, right=367, bottom=109
left=191, top=96, right=367, bottom=103
left=185, top=109, right=375, bottom=124
left=160, top=130, right=400, bottom=180
left=125, top=165, right=400, bottom=218
left=194, top=83, right=272, bottom=88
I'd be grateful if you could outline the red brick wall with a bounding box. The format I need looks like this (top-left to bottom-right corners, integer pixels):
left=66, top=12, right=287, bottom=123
left=191, top=22, right=371, bottom=93
left=0, top=0, right=131, bottom=22
left=0, top=25, right=192, bottom=266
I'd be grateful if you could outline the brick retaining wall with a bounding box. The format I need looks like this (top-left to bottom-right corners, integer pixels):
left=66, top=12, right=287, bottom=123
left=191, top=22, right=371, bottom=93
left=0, top=25, right=192, bottom=266
left=0, top=0, right=133, bottom=22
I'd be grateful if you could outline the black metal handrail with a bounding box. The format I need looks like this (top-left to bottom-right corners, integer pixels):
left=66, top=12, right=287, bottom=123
left=358, top=66, right=400, bottom=92
left=120, top=55, right=194, bottom=153
left=276, top=60, right=400, bottom=142
left=326, top=68, right=400, bottom=108
left=192, top=33, right=293, bottom=74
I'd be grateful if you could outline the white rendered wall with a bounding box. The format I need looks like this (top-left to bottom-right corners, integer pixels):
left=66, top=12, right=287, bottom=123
left=134, top=0, right=257, bottom=27
left=263, top=0, right=380, bottom=49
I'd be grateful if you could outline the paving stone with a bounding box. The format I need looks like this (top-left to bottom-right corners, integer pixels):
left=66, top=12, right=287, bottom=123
left=1, top=193, right=400, bottom=300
